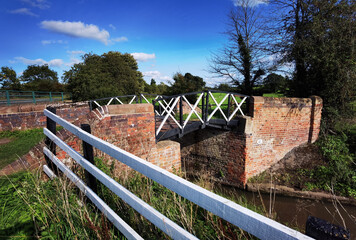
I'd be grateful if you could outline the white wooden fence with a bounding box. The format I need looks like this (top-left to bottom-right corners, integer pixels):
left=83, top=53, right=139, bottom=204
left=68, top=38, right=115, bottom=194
left=43, top=108, right=313, bottom=240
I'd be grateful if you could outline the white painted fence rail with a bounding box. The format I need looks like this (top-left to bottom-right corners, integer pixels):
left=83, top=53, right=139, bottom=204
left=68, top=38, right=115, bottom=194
left=43, top=109, right=313, bottom=240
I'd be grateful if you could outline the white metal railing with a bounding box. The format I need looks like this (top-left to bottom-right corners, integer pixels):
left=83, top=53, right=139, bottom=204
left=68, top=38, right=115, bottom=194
left=43, top=109, right=312, bottom=240
left=154, top=91, right=249, bottom=138
left=89, top=94, right=166, bottom=110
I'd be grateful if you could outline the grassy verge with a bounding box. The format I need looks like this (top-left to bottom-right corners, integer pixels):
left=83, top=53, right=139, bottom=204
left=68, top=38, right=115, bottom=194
left=0, top=159, right=265, bottom=239
left=0, top=170, right=109, bottom=239
left=0, top=129, right=45, bottom=169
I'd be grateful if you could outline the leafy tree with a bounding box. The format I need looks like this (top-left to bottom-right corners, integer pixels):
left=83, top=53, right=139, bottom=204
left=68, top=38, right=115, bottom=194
left=143, top=79, right=158, bottom=94
left=270, top=0, right=356, bottom=126
left=0, top=67, right=21, bottom=90
left=263, top=73, right=288, bottom=93
left=168, top=73, right=205, bottom=94
left=214, top=83, right=234, bottom=92
left=156, top=82, right=168, bottom=95
left=167, top=72, right=206, bottom=102
left=210, top=0, right=266, bottom=95
left=150, top=79, right=157, bottom=94
left=63, top=51, right=145, bottom=101
left=21, top=65, right=61, bottom=91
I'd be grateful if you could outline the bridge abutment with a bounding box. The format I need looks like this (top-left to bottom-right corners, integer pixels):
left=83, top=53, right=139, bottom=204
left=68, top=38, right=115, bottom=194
left=177, top=96, right=322, bottom=186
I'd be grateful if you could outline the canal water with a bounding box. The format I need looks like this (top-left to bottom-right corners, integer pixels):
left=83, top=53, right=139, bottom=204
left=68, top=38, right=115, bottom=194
left=225, top=188, right=356, bottom=239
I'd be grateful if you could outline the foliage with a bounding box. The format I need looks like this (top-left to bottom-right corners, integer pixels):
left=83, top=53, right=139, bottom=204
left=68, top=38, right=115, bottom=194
left=1, top=161, right=267, bottom=239
left=94, top=158, right=260, bottom=239
left=0, top=171, right=114, bottom=239
left=306, top=134, right=356, bottom=197
left=262, top=73, right=288, bottom=93
left=0, top=128, right=45, bottom=169
left=167, top=72, right=206, bottom=102
left=270, top=0, right=356, bottom=128
left=210, top=0, right=266, bottom=95
left=21, top=64, right=63, bottom=92
left=0, top=66, right=21, bottom=90
left=213, top=83, right=235, bottom=92
left=63, top=51, right=145, bottom=101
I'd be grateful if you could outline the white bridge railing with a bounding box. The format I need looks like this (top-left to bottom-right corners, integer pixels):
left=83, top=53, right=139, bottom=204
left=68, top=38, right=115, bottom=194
left=42, top=108, right=312, bottom=240
left=153, top=90, right=250, bottom=140
left=89, top=93, right=166, bottom=110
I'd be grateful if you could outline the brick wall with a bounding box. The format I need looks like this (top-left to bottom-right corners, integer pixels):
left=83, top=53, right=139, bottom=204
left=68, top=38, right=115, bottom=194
left=177, top=129, right=247, bottom=187
left=0, top=102, right=90, bottom=131
left=245, top=96, right=322, bottom=180
left=0, top=104, right=181, bottom=176
left=179, top=96, right=322, bottom=186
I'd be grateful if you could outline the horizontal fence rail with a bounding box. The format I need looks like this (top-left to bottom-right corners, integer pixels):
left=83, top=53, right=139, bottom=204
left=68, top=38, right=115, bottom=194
left=43, top=108, right=312, bottom=240
left=0, top=90, right=71, bottom=105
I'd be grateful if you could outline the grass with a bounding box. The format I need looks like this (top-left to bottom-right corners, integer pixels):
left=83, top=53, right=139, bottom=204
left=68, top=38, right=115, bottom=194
left=0, top=128, right=45, bottom=169
left=0, top=158, right=266, bottom=239
left=262, top=93, right=285, bottom=98
left=0, top=170, right=109, bottom=239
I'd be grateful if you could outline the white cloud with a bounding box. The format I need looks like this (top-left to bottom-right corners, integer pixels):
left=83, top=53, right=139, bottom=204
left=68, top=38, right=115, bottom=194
left=9, top=8, right=38, bottom=17
left=22, top=0, right=50, bottom=9
left=143, top=71, right=172, bottom=82
left=232, top=0, right=267, bottom=7
left=15, top=57, right=46, bottom=65
left=109, top=24, right=116, bottom=30
left=14, top=56, right=64, bottom=67
left=67, top=50, right=85, bottom=55
left=65, top=58, right=82, bottom=67
left=65, top=50, right=85, bottom=67
left=41, top=20, right=110, bottom=45
left=48, top=59, right=64, bottom=67
left=41, top=39, right=68, bottom=45
left=131, top=53, right=156, bottom=62
left=111, top=36, right=128, bottom=43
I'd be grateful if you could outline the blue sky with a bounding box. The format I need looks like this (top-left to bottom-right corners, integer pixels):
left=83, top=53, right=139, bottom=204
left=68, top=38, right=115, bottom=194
left=0, top=0, right=267, bottom=86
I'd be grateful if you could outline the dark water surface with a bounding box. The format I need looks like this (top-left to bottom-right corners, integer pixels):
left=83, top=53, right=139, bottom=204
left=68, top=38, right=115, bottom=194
left=227, top=188, right=356, bottom=239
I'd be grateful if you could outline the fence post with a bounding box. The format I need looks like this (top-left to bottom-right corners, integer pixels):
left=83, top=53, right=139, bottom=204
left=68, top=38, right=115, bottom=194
left=205, top=91, right=209, bottom=123
left=49, top=92, right=52, bottom=102
left=32, top=91, right=36, bottom=104
left=45, top=106, right=58, bottom=174
left=61, top=92, right=64, bottom=102
left=6, top=90, right=10, bottom=106
left=227, top=94, right=231, bottom=124
left=179, top=96, right=183, bottom=126
left=81, top=124, right=98, bottom=193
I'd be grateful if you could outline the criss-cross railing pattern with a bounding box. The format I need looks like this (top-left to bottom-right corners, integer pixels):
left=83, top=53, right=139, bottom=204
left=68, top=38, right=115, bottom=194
left=89, top=94, right=166, bottom=110
left=153, top=90, right=249, bottom=141
left=87, top=91, right=249, bottom=140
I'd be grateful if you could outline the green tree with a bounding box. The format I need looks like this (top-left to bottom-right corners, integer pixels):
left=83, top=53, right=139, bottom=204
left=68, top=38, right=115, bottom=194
left=157, top=82, right=168, bottom=95
left=150, top=79, right=157, bottom=94
left=214, top=83, right=234, bottom=92
left=210, top=0, right=266, bottom=95
left=168, top=73, right=205, bottom=94
left=63, top=51, right=145, bottom=101
left=263, top=73, right=288, bottom=93
left=0, top=67, right=21, bottom=90
left=270, top=0, right=356, bottom=126
left=21, top=65, right=60, bottom=91
left=167, top=72, right=206, bottom=102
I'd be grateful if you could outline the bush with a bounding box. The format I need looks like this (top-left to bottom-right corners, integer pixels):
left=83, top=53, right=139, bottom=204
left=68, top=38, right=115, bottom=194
left=313, top=134, right=356, bottom=197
